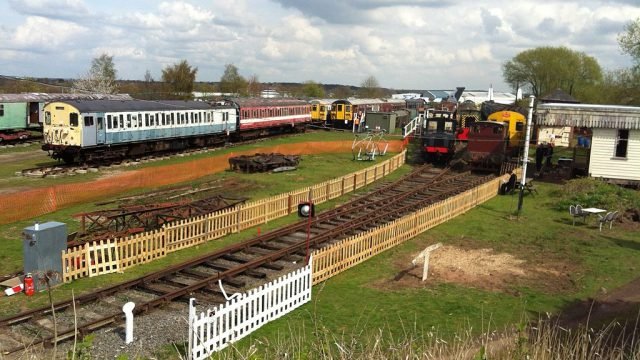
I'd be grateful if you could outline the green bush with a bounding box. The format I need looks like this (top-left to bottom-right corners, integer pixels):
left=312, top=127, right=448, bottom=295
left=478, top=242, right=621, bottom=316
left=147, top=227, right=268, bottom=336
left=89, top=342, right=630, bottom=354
left=552, top=178, right=640, bottom=213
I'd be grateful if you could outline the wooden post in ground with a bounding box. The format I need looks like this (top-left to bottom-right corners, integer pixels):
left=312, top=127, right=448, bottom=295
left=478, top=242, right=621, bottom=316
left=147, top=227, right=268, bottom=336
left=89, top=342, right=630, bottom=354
left=411, top=243, right=442, bottom=281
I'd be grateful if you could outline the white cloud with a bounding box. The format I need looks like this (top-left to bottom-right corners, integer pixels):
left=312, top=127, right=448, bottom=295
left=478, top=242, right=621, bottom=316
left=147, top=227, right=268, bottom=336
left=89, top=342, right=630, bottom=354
left=1, top=0, right=640, bottom=90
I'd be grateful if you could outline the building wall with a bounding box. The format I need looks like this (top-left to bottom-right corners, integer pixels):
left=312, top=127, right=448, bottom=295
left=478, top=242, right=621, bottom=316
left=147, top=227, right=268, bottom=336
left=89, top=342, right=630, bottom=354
left=538, top=126, right=571, bottom=147
left=0, top=102, right=28, bottom=130
left=589, top=128, right=640, bottom=181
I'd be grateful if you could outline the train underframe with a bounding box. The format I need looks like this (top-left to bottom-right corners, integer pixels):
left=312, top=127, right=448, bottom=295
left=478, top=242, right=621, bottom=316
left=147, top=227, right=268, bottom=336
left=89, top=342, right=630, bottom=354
left=42, top=123, right=307, bottom=164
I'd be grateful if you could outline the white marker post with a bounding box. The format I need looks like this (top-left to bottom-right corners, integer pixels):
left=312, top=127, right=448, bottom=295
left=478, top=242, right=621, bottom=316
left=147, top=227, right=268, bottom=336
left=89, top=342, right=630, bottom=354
left=412, top=243, right=442, bottom=281
left=122, top=302, right=135, bottom=344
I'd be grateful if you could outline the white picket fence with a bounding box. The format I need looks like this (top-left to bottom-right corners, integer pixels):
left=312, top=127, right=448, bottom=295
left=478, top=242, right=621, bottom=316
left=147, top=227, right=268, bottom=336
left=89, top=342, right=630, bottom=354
left=188, top=258, right=313, bottom=360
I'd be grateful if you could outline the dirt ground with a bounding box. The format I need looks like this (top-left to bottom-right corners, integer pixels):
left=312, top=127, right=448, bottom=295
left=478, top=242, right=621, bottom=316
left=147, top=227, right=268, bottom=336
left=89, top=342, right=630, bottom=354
left=378, top=244, right=577, bottom=295
left=376, top=243, right=640, bottom=331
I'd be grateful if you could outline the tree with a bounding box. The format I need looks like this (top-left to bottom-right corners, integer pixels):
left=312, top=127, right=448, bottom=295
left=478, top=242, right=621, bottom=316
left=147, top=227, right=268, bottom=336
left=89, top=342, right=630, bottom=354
left=247, top=74, right=262, bottom=97
left=332, top=85, right=352, bottom=99
left=301, top=81, right=325, bottom=98
left=358, top=75, right=383, bottom=98
left=597, top=68, right=640, bottom=105
left=219, top=64, right=247, bottom=95
left=144, top=70, right=154, bottom=83
left=502, top=46, right=602, bottom=99
left=72, top=53, right=118, bottom=94
left=161, top=60, right=197, bottom=100
left=618, top=18, right=640, bottom=68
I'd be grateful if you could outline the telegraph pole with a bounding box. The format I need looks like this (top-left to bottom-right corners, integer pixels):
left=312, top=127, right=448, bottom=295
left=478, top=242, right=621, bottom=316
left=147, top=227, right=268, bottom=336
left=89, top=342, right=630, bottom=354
left=517, top=95, right=535, bottom=214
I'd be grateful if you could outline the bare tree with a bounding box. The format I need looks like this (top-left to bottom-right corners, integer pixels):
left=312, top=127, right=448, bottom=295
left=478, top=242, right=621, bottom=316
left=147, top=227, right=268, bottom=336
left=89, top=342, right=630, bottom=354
left=359, top=76, right=383, bottom=98
left=247, top=74, right=262, bottom=97
left=72, top=53, right=118, bottom=94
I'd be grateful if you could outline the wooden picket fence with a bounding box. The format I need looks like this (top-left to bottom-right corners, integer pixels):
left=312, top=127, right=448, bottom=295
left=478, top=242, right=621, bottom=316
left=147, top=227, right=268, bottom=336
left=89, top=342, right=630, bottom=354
left=311, top=172, right=511, bottom=284
left=61, top=152, right=406, bottom=282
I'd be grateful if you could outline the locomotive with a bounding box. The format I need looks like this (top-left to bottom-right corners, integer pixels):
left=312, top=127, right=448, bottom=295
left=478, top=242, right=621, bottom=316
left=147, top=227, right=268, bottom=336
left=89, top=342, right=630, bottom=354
left=42, top=98, right=310, bottom=164
left=421, top=110, right=458, bottom=163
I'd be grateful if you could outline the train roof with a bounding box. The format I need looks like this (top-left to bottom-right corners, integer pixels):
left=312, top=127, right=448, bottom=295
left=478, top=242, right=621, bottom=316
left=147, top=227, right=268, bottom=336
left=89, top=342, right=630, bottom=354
left=332, top=98, right=402, bottom=106
left=226, top=98, right=309, bottom=107
left=309, top=98, right=337, bottom=105
left=44, top=99, right=217, bottom=113
left=0, top=93, right=133, bottom=103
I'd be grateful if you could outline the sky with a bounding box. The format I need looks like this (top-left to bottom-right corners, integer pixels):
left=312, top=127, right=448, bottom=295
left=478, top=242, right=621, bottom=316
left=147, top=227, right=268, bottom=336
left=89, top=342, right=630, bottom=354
left=1, top=0, right=639, bottom=92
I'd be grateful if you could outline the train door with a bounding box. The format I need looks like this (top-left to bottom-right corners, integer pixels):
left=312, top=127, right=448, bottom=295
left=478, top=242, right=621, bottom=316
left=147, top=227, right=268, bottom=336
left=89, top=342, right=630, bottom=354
left=28, top=102, right=40, bottom=128
left=82, top=113, right=97, bottom=146
left=344, top=105, right=352, bottom=125
left=96, top=115, right=105, bottom=144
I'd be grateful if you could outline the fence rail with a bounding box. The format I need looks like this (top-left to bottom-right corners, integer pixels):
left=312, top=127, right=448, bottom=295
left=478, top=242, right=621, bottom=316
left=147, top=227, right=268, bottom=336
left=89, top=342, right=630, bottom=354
left=312, top=173, right=510, bottom=284
left=185, top=171, right=514, bottom=357
left=61, top=152, right=407, bottom=282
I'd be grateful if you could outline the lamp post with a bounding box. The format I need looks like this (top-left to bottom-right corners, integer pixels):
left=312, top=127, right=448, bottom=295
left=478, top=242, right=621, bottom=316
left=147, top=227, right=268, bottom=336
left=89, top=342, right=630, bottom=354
left=517, top=95, right=535, bottom=214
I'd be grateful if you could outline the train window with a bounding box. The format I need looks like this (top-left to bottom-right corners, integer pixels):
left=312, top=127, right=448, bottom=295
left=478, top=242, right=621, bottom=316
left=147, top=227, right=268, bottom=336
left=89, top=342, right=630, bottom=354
left=126, top=114, right=132, bottom=128
left=97, top=117, right=104, bottom=130
left=161, top=113, right=166, bottom=126
left=171, top=113, right=175, bottom=125
left=56, top=106, right=65, bottom=110
left=615, top=129, right=629, bottom=158
left=144, top=114, right=149, bottom=127
left=346, top=105, right=351, bottom=113
left=0, top=104, right=3, bottom=116
left=207, top=112, right=212, bottom=122
left=70, top=113, right=79, bottom=127
left=45, top=111, right=51, bottom=125
left=337, top=104, right=343, bottom=112
left=84, top=116, right=94, bottom=126
left=444, top=121, right=453, bottom=131
left=150, top=114, right=155, bottom=127
left=320, top=105, right=325, bottom=112
left=515, top=122, right=524, bottom=132
left=181, top=113, right=185, bottom=124
left=132, top=115, right=138, bottom=128
left=427, top=121, right=438, bottom=132
left=312, top=105, right=317, bottom=111
left=119, top=114, right=124, bottom=129
left=112, top=115, right=118, bottom=129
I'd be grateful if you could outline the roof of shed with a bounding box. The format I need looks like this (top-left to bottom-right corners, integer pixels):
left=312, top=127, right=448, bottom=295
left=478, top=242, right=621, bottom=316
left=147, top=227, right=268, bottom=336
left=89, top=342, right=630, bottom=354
left=47, top=99, right=216, bottom=113
left=0, top=93, right=133, bottom=103
left=536, top=103, right=640, bottom=129
left=539, top=88, right=579, bottom=103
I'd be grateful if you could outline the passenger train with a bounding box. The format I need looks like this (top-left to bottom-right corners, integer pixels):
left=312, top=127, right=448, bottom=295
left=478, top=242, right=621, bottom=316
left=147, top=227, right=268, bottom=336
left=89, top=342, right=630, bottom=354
left=42, top=98, right=310, bottom=164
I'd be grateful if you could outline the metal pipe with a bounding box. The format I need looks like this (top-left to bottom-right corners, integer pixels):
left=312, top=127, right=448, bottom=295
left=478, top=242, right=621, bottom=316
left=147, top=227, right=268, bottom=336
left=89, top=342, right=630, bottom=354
left=518, top=95, right=535, bottom=213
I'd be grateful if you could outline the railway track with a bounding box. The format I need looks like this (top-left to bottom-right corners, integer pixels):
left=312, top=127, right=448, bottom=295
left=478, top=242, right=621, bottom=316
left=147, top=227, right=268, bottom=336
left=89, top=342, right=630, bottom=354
left=0, top=166, right=494, bottom=355
left=19, top=132, right=311, bottom=178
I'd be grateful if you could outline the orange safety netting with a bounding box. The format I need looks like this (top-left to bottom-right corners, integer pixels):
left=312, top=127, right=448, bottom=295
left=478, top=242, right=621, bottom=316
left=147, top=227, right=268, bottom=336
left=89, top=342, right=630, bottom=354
left=0, top=140, right=405, bottom=225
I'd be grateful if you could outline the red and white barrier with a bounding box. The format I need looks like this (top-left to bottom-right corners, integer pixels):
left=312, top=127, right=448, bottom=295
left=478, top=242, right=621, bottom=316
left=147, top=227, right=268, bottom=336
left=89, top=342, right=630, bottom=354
left=4, top=283, right=24, bottom=296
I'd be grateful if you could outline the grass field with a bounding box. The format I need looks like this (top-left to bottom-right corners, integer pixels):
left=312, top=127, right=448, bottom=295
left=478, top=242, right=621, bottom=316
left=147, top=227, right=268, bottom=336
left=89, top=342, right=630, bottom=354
left=0, top=130, right=408, bottom=316
left=2, top=133, right=639, bottom=359
left=206, top=178, right=640, bottom=359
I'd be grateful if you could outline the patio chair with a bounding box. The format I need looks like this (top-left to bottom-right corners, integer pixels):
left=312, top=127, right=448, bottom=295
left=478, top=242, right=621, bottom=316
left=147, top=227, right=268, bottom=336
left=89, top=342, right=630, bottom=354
left=608, top=211, right=619, bottom=229
left=597, top=211, right=614, bottom=232
left=575, top=204, right=589, bottom=223
left=569, top=205, right=581, bottom=226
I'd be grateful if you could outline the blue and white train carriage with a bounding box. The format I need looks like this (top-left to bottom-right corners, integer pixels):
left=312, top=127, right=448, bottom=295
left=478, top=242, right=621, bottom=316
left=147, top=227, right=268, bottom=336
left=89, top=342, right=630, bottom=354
left=42, top=99, right=236, bottom=163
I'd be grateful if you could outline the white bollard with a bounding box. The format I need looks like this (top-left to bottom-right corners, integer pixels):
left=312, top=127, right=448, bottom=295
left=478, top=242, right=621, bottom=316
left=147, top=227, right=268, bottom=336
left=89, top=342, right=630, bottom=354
left=122, top=302, right=135, bottom=344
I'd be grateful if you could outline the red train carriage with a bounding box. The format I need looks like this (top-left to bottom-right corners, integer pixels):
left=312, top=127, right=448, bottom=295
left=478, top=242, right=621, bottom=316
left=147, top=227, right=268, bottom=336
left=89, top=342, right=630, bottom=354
left=230, top=98, right=311, bottom=138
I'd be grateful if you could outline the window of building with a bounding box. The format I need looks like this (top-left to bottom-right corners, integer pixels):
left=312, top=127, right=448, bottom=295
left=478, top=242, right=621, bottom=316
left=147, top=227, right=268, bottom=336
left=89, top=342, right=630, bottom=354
left=70, top=113, right=79, bottom=127
left=615, top=129, right=629, bottom=158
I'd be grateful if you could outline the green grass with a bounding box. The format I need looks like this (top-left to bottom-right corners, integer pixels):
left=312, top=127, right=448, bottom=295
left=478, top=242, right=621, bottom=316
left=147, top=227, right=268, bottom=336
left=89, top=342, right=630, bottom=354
left=0, top=148, right=409, bottom=317
left=202, top=180, right=640, bottom=359
left=0, top=130, right=361, bottom=190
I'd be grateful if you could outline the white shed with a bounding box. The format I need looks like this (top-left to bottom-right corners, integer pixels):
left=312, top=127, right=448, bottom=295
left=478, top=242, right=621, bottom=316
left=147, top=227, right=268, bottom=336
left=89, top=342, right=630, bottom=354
left=537, top=103, right=640, bottom=184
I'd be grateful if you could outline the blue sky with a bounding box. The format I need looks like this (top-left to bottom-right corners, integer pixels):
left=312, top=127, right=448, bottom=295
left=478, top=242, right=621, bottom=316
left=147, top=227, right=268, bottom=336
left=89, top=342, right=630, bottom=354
left=1, top=0, right=639, bottom=91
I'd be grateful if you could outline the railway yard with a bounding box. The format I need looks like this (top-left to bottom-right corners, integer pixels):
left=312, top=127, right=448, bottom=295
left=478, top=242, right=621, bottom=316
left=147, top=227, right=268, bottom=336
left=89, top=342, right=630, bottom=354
left=0, top=129, right=639, bottom=359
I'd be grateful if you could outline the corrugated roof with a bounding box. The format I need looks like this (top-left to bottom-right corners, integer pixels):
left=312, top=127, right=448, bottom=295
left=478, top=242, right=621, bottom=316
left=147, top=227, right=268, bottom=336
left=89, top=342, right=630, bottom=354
left=537, top=103, right=640, bottom=129
left=46, top=99, right=216, bottom=113
left=228, top=98, right=309, bottom=107
left=0, top=93, right=133, bottom=103
left=539, top=89, right=579, bottom=103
